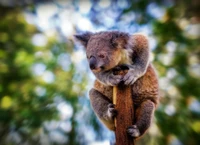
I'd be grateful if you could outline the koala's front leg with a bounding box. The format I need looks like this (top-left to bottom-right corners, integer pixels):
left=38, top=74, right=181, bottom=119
left=94, top=71, right=123, bottom=86
left=123, top=34, right=150, bottom=85
left=89, top=88, right=117, bottom=130
left=127, top=100, right=155, bottom=138
left=123, top=64, right=147, bottom=85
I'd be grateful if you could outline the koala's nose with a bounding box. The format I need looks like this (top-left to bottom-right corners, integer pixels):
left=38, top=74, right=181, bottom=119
left=89, top=56, right=96, bottom=70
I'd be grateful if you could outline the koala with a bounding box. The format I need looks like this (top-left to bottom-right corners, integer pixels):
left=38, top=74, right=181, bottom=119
left=75, top=31, right=159, bottom=139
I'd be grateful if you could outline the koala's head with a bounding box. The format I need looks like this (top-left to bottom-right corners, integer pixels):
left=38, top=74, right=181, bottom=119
left=75, top=31, right=129, bottom=73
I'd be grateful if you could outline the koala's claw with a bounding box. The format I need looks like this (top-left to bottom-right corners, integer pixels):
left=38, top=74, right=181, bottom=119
left=123, top=71, right=137, bottom=85
left=108, top=103, right=115, bottom=108
left=107, top=103, right=117, bottom=120
left=108, top=74, right=123, bottom=86
left=127, top=125, right=140, bottom=138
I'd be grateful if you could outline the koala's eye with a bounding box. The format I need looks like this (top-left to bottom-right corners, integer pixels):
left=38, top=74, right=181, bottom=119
left=98, top=54, right=105, bottom=58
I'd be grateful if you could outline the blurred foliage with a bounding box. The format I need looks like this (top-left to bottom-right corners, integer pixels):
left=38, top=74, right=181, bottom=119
left=0, top=0, right=200, bottom=145
left=0, top=4, right=99, bottom=145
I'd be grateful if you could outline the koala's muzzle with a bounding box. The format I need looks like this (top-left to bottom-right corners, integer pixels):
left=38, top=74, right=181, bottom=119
left=89, top=56, right=97, bottom=70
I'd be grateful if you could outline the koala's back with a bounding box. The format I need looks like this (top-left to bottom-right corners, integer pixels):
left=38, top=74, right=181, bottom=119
left=131, top=64, right=159, bottom=106
left=93, top=63, right=159, bottom=106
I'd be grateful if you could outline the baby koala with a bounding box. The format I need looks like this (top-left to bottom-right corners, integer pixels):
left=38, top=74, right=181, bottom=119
left=75, top=31, right=159, bottom=138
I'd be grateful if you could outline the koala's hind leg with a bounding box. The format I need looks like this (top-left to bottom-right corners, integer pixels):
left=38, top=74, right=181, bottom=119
left=127, top=100, right=155, bottom=138
left=89, top=88, right=117, bottom=130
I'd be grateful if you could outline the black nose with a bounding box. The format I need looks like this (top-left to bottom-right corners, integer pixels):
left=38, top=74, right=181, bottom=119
left=89, top=56, right=96, bottom=70
left=90, top=63, right=96, bottom=70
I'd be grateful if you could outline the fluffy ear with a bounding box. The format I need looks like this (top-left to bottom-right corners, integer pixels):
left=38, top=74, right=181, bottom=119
left=74, top=32, right=93, bottom=48
left=111, top=32, right=129, bottom=49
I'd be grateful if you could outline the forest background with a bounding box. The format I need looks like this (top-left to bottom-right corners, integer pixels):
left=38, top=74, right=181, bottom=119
left=0, top=0, right=199, bottom=145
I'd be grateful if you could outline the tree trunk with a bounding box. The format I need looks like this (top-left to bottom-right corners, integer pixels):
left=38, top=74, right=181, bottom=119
left=113, top=85, right=135, bottom=145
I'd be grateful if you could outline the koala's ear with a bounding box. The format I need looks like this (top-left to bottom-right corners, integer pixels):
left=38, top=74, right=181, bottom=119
left=74, top=32, right=93, bottom=48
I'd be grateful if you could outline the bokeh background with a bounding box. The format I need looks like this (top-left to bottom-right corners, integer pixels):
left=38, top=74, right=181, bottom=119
left=0, top=0, right=199, bottom=145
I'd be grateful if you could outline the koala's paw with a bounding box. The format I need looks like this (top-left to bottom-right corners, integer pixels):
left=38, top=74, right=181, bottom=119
left=123, top=70, right=139, bottom=85
left=106, top=103, right=117, bottom=121
left=127, top=125, right=140, bottom=138
left=107, top=74, right=123, bottom=86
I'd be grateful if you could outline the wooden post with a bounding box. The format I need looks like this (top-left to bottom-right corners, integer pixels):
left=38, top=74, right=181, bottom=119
left=113, top=85, right=135, bottom=145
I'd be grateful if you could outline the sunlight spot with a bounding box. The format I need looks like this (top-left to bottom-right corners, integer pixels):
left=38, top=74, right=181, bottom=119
left=57, top=53, right=71, bottom=71
left=179, top=18, right=189, bottom=29
left=59, top=10, right=74, bottom=36
left=165, top=104, right=176, bottom=116
left=57, top=102, right=73, bottom=120
left=72, top=84, right=81, bottom=93
left=60, top=20, right=74, bottom=36
left=44, top=28, right=57, bottom=37
left=149, top=36, right=157, bottom=50
left=167, top=68, right=177, bottom=79
left=189, top=64, right=200, bottom=77
left=89, top=140, right=110, bottom=145
left=167, top=86, right=179, bottom=97
left=149, top=123, right=160, bottom=136
left=32, top=63, right=46, bottom=76
left=103, top=15, right=115, bottom=27
left=71, top=49, right=86, bottom=64
left=35, top=86, right=46, bottom=96
left=189, top=55, right=199, bottom=65
left=34, top=51, right=43, bottom=58
left=147, top=3, right=165, bottom=19
left=99, top=0, right=111, bottom=8
left=79, top=0, right=91, bottom=14
left=189, top=99, right=200, bottom=113
left=170, top=136, right=183, bottom=145
left=77, top=17, right=93, bottom=31
left=37, top=4, right=57, bottom=20
left=149, top=52, right=154, bottom=62
left=42, top=71, right=55, bottom=83
left=32, top=33, right=47, bottom=47
left=120, top=12, right=135, bottom=23
left=166, top=41, right=177, bottom=53
left=36, top=3, right=57, bottom=30
left=117, top=0, right=128, bottom=9
left=23, top=12, right=36, bottom=24
left=59, top=121, right=72, bottom=133
left=186, top=23, right=200, bottom=38
left=158, top=54, right=173, bottom=66
left=44, top=121, right=59, bottom=131
left=49, top=130, right=68, bottom=144
left=138, top=25, right=151, bottom=34
left=159, top=77, right=170, bottom=90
